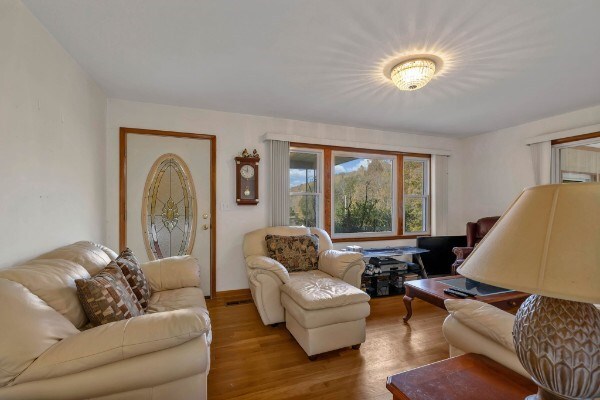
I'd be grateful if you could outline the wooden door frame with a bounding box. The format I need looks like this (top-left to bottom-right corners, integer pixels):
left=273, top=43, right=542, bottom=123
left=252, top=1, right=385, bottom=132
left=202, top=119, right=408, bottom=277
left=119, top=127, right=217, bottom=297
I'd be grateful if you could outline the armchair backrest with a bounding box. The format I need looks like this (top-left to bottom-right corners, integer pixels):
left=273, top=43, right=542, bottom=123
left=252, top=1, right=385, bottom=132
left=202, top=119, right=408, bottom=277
left=243, top=226, right=333, bottom=258
left=466, top=216, right=500, bottom=247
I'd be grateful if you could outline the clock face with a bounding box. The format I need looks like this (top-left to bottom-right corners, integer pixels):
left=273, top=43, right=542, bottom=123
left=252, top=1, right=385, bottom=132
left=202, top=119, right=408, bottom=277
left=240, top=164, right=255, bottom=179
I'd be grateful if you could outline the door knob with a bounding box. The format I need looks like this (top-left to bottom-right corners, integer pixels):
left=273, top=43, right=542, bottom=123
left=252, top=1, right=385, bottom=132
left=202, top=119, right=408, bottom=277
left=202, top=224, right=209, bottom=230
left=202, top=213, right=209, bottom=219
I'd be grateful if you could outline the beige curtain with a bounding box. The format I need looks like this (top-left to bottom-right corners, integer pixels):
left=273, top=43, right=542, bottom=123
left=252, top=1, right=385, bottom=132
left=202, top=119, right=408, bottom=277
left=269, top=140, right=290, bottom=226
left=431, top=155, right=449, bottom=235
left=530, top=141, right=551, bottom=185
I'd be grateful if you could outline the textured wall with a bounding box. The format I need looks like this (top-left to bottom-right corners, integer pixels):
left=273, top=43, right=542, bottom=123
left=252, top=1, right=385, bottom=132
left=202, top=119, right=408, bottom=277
left=0, top=1, right=107, bottom=267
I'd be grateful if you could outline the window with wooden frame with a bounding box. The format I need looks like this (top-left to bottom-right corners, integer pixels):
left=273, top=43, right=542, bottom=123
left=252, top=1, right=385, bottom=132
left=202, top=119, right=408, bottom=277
left=551, top=131, right=600, bottom=183
left=289, top=143, right=431, bottom=241
left=289, top=149, right=323, bottom=228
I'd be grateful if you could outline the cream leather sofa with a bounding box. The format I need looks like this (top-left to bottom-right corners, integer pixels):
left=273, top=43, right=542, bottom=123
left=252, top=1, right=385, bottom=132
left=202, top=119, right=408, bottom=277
left=442, top=299, right=529, bottom=376
left=0, top=241, right=211, bottom=400
left=243, top=226, right=370, bottom=358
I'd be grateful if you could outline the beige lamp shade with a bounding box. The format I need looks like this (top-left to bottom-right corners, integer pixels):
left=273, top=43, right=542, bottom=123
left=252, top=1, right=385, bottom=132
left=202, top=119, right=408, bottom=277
left=457, top=183, right=600, bottom=304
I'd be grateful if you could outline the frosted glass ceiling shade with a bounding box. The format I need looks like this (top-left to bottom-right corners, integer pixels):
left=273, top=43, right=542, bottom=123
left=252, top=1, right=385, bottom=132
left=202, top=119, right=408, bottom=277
left=458, top=183, right=600, bottom=303
left=390, top=59, right=436, bottom=91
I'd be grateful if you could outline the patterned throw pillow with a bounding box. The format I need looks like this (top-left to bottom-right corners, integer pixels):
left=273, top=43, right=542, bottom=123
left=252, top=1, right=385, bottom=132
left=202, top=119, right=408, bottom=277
left=265, top=234, right=319, bottom=273
left=76, top=263, right=144, bottom=327
left=115, top=248, right=151, bottom=310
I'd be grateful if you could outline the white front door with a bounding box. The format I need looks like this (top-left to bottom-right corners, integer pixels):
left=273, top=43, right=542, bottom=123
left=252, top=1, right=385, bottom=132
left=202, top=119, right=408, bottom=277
left=125, top=133, right=213, bottom=295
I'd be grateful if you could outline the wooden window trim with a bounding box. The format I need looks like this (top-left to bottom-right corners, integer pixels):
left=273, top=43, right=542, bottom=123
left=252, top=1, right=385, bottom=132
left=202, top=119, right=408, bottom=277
left=291, top=142, right=431, bottom=159
left=291, top=142, right=431, bottom=242
left=551, top=131, right=600, bottom=145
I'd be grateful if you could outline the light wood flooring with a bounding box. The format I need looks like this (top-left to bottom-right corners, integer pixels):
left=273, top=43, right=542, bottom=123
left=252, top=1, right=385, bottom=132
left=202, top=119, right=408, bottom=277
left=206, top=292, right=449, bottom=400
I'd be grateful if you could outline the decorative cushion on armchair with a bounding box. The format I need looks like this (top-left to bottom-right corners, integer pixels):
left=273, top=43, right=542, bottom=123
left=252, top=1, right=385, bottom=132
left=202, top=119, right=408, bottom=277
left=265, top=234, right=319, bottom=272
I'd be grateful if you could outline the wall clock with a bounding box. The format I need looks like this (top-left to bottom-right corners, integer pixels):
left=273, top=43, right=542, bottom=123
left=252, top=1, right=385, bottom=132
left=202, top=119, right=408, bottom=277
left=235, top=156, right=259, bottom=205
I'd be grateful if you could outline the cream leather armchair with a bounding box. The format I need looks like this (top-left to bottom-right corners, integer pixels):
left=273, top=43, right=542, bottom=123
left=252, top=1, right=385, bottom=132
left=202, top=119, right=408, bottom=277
left=0, top=241, right=211, bottom=400
left=243, top=226, right=366, bottom=326
left=442, top=299, right=529, bottom=376
left=442, top=299, right=600, bottom=378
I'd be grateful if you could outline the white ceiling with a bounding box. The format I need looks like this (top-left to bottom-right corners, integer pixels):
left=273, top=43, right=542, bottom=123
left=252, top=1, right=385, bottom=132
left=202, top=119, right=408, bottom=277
left=23, top=0, right=600, bottom=137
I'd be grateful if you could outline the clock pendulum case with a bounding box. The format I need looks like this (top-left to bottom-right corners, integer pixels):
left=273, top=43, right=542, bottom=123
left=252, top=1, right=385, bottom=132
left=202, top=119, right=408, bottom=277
left=235, top=156, right=259, bottom=205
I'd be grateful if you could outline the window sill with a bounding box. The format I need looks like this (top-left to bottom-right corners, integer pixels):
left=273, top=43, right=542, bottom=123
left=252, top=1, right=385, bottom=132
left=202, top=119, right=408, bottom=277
left=332, top=234, right=430, bottom=243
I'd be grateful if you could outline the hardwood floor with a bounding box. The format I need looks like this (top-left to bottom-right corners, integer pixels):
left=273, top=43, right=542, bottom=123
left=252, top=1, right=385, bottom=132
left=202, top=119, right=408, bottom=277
left=206, top=292, right=450, bottom=400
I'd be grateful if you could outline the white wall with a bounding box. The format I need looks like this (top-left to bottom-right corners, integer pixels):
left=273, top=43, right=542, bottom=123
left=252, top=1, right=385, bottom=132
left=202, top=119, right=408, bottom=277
left=458, top=104, right=600, bottom=223
left=106, top=99, right=464, bottom=291
left=0, top=1, right=107, bottom=267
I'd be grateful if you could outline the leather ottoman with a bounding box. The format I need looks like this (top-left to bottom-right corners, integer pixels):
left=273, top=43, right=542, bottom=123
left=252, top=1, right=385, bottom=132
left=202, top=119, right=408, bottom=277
left=280, top=270, right=370, bottom=358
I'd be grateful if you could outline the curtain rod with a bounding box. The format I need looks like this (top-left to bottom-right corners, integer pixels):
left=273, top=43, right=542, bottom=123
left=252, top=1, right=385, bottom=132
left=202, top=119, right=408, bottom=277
left=263, top=133, right=452, bottom=156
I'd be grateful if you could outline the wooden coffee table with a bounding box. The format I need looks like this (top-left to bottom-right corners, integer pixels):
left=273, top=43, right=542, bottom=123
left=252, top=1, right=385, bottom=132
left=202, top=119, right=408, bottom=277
left=386, top=353, right=537, bottom=400
left=403, top=276, right=528, bottom=322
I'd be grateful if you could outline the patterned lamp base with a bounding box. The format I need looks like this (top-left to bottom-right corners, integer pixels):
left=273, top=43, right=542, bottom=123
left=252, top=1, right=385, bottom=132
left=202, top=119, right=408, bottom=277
left=513, top=295, right=600, bottom=400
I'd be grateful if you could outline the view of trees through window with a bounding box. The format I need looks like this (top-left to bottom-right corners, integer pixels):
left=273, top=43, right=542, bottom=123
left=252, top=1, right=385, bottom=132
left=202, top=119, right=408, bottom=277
left=289, top=151, right=319, bottom=227
left=333, top=155, right=393, bottom=234
left=289, top=147, right=430, bottom=237
left=404, top=159, right=427, bottom=233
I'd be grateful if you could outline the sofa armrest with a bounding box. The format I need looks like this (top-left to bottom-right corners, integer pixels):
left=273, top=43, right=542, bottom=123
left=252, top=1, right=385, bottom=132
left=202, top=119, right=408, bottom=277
left=15, top=308, right=210, bottom=385
left=141, top=255, right=201, bottom=292
left=444, top=299, right=515, bottom=351
left=245, top=255, right=290, bottom=284
left=318, top=250, right=365, bottom=282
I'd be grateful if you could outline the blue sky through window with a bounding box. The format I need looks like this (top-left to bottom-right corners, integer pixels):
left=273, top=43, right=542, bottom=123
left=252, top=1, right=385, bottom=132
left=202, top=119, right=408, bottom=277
left=290, top=169, right=317, bottom=188
left=290, top=158, right=391, bottom=188
left=334, top=158, right=371, bottom=174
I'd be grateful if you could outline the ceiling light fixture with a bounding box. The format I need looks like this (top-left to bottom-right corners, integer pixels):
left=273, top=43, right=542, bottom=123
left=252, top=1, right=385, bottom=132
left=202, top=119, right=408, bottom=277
left=389, top=58, right=436, bottom=91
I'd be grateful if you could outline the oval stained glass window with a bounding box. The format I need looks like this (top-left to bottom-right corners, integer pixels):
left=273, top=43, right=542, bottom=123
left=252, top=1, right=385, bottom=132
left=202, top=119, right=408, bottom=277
left=142, top=153, right=197, bottom=260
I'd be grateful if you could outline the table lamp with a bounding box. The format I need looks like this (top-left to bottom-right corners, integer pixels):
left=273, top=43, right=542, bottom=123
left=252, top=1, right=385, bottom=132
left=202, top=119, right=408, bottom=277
left=457, top=183, right=600, bottom=400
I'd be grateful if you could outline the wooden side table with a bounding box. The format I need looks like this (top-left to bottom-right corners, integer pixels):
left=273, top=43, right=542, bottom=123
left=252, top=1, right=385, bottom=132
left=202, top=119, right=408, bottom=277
left=386, top=354, right=537, bottom=400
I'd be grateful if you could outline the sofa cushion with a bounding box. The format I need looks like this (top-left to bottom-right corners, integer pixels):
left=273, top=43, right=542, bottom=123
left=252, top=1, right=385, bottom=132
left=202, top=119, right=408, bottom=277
left=141, top=256, right=201, bottom=292
left=115, top=248, right=151, bottom=310
left=265, top=234, right=319, bottom=272
left=35, top=241, right=115, bottom=276
left=0, top=259, right=91, bottom=328
left=76, top=264, right=144, bottom=326
left=0, top=278, right=78, bottom=387
left=147, top=287, right=207, bottom=313
left=14, top=308, right=211, bottom=385
left=281, top=270, right=370, bottom=310
left=444, top=299, right=516, bottom=351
